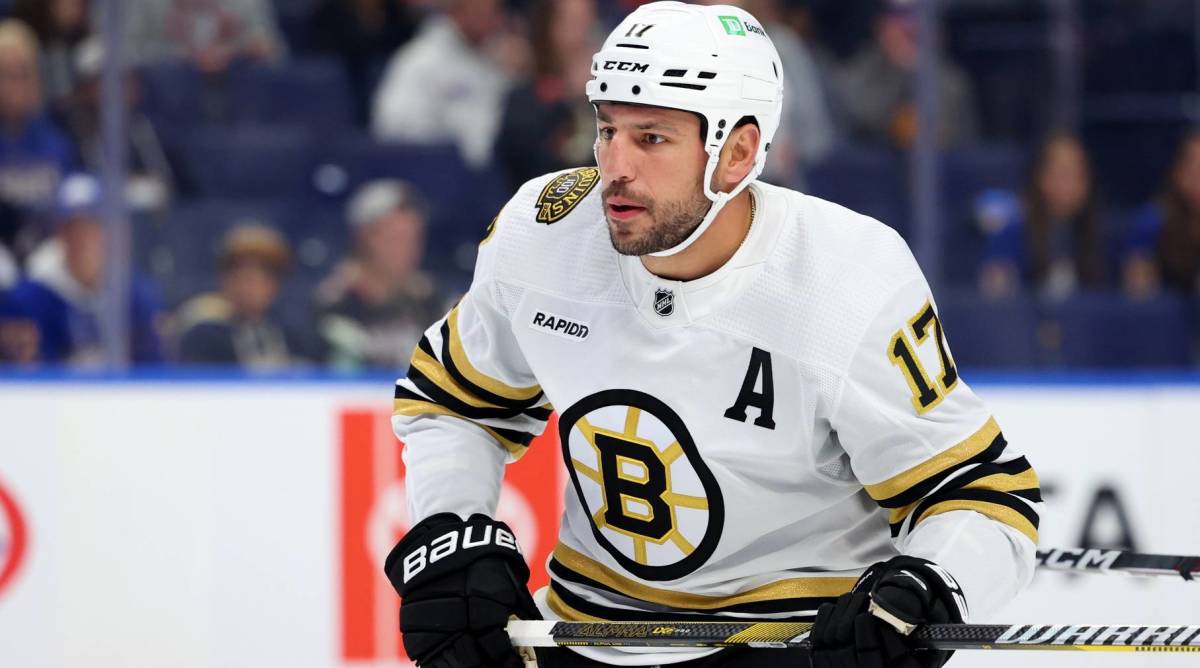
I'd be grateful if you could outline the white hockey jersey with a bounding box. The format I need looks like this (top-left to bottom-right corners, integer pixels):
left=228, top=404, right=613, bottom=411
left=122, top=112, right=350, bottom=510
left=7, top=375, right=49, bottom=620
left=393, top=168, right=1041, bottom=665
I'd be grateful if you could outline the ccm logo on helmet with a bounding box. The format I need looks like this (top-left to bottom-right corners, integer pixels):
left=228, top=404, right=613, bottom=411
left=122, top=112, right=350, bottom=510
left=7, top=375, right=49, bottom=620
left=402, top=524, right=520, bottom=583
left=603, top=60, right=650, bottom=73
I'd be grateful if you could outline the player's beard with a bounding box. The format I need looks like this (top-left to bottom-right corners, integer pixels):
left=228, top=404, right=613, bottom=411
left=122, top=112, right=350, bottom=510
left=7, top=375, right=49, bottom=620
left=603, top=181, right=712, bottom=256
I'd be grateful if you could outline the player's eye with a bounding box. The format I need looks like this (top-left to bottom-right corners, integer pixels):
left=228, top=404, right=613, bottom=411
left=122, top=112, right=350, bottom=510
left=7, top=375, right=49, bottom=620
left=597, top=126, right=615, bottom=141
left=643, top=133, right=666, bottom=145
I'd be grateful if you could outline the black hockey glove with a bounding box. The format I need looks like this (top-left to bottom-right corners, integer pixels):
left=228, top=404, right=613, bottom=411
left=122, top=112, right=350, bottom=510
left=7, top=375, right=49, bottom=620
left=384, top=513, right=540, bottom=668
left=810, top=556, right=967, bottom=668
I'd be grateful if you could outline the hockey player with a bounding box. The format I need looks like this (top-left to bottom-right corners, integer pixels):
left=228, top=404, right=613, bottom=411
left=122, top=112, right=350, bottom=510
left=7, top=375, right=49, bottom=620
left=385, top=3, right=1041, bottom=667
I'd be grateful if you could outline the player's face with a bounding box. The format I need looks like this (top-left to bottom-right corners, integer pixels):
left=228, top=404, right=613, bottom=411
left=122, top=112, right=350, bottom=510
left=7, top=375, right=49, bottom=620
left=595, top=103, right=711, bottom=256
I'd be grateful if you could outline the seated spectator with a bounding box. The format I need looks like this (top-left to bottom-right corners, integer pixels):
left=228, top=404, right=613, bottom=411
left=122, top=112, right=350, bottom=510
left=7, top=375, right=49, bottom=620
left=3, top=173, right=164, bottom=365
left=0, top=19, right=77, bottom=258
left=316, top=179, right=448, bottom=371
left=307, top=0, right=420, bottom=126
left=977, top=133, right=1105, bottom=299
left=56, top=37, right=173, bottom=215
left=122, top=0, right=286, bottom=73
left=1124, top=131, right=1200, bottom=297
left=176, top=223, right=299, bottom=368
left=371, top=0, right=513, bottom=168
left=830, top=0, right=977, bottom=149
left=494, top=0, right=598, bottom=190
left=11, top=0, right=91, bottom=104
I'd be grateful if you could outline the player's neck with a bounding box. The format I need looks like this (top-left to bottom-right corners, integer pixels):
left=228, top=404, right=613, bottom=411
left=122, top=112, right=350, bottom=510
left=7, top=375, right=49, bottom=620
left=640, top=189, right=754, bottom=282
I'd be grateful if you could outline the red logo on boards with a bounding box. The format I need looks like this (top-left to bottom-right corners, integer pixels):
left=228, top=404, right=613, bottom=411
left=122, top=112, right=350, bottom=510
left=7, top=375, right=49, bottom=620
left=0, top=476, right=28, bottom=599
left=338, top=408, right=564, bottom=662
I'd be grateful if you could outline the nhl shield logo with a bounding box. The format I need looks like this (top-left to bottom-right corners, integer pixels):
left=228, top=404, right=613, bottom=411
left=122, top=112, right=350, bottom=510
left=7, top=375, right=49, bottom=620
left=653, top=288, right=674, bottom=317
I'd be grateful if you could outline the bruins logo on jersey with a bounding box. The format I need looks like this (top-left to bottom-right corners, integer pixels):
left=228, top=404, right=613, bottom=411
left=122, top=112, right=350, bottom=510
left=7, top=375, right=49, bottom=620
left=536, top=167, right=599, bottom=224
left=559, top=389, right=724, bottom=581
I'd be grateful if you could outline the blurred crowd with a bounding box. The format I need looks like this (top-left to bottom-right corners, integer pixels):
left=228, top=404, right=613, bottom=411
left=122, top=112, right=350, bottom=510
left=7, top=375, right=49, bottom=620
left=0, top=0, right=1198, bottom=370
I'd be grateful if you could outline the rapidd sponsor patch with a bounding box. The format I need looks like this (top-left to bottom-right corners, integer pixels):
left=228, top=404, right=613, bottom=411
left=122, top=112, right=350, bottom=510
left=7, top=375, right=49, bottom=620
left=536, top=167, right=599, bottom=224
left=531, top=311, right=590, bottom=341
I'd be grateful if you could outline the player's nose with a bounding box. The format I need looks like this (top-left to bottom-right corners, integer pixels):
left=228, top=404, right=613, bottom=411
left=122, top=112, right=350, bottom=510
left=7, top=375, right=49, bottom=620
left=600, top=135, right=637, bottom=183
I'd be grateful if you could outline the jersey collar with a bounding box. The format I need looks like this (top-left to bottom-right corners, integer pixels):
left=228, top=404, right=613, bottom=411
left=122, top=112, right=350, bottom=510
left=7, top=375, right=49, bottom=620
left=618, top=182, right=788, bottom=329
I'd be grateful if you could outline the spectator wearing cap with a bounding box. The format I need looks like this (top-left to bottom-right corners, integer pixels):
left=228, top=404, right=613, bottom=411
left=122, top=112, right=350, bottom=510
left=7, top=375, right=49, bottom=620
left=1, top=173, right=164, bottom=365
left=0, top=19, right=78, bottom=260
left=176, top=223, right=300, bottom=368
left=830, top=0, right=977, bottom=149
left=316, top=179, right=449, bottom=370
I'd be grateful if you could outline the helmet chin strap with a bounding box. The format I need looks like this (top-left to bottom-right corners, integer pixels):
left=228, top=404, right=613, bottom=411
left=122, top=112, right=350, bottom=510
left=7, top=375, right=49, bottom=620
left=647, top=148, right=760, bottom=258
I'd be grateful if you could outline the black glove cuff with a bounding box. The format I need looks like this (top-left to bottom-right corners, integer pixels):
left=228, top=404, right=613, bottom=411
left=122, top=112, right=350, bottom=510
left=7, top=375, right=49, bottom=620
left=384, top=512, right=530, bottom=596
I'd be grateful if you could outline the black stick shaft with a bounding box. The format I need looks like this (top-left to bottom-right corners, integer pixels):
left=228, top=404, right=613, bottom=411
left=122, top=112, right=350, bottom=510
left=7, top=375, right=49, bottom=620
left=1036, top=547, right=1200, bottom=580
left=507, top=621, right=1200, bottom=652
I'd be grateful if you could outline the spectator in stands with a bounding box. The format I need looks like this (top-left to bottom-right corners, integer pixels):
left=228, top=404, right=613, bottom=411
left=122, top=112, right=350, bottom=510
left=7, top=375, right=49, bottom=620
left=1124, top=131, right=1200, bottom=297
left=176, top=223, right=299, bottom=368
left=122, top=0, right=286, bottom=73
left=3, top=173, right=164, bottom=365
left=830, top=0, right=977, bottom=149
left=494, top=0, right=598, bottom=190
left=316, top=179, right=448, bottom=371
left=977, top=133, right=1105, bottom=300
left=55, top=37, right=173, bottom=215
left=0, top=19, right=77, bottom=260
left=11, top=0, right=91, bottom=104
left=371, top=0, right=513, bottom=168
left=307, top=0, right=420, bottom=127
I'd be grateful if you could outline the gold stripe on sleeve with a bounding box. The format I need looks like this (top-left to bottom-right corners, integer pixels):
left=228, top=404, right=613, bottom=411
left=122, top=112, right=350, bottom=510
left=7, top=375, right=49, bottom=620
left=393, top=398, right=529, bottom=457
left=964, top=467, right=1041, bottom=495
left=447, top=306, right=542, bottom=402
left=886, top=465, right=1040, bottom=525
left=552, top=543, right=856, bottom=609
left=865, top=417, right=1002, bottom=503
left=410, top=345, right=507, bottom=410
left=915, top=499, right=1039, bottom=545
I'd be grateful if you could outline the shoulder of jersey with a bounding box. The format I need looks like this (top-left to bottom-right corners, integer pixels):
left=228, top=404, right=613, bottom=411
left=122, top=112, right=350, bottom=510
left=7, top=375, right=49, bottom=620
left=478, top=167, right=611, bottom=287
left=789, top=189, right=922, bottom=292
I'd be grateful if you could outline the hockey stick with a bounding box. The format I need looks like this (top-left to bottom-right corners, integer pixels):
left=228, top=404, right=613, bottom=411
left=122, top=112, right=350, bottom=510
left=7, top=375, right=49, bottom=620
left=507, top=620, right=1200, bottom=652
left=1036, top=547, right=1200, bottom=581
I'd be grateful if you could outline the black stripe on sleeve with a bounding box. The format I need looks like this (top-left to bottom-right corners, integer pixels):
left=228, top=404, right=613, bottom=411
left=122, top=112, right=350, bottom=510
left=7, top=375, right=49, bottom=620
left=891, top=488, right=1042, bottom=538
left=439, top=320, right=544, bottom=411
left=876, top=432, right=1009, bottom=509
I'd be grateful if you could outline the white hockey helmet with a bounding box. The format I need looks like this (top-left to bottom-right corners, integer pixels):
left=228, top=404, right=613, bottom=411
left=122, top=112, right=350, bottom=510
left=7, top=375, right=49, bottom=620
left=586, top=1, right=783, bottom=256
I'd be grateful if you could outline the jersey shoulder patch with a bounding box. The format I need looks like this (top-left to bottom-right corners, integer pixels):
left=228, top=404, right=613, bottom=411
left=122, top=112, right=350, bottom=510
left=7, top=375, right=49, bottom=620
left=535, top=167, right=600, bottom=224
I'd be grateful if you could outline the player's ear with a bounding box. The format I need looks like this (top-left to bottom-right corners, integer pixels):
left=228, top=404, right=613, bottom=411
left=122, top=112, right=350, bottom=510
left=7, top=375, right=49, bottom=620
left=716, top=122, right=760, bottom=192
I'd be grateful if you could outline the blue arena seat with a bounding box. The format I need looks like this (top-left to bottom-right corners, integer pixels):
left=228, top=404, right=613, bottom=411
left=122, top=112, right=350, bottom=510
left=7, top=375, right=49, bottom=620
left=804, top=143, right=908, bottom=237
left=170, top=124, right=318, bottom=198
left=1040, top=293, right=1194, bottom=368
left=936, top=289, right=1040, bottom=369
left=227, top=60, right=354, bottom=129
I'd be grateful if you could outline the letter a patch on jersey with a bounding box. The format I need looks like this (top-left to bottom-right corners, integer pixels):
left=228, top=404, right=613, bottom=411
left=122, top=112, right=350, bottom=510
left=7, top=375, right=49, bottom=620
left=536, top=167, right=600, bottom=224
